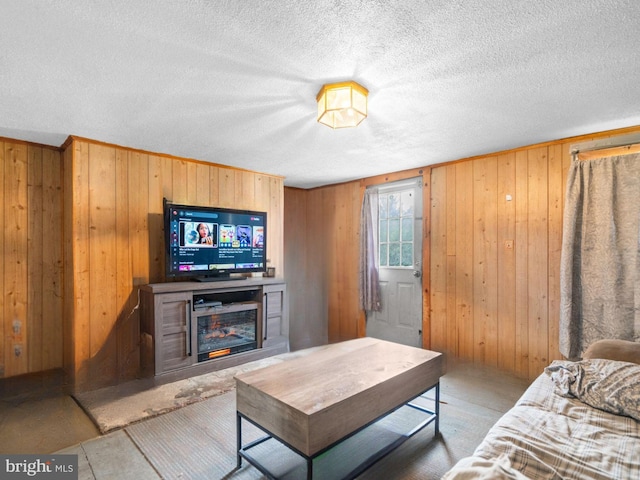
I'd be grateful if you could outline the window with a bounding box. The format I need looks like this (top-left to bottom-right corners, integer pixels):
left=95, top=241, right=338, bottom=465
left=379, top=190, right=414, bottom=268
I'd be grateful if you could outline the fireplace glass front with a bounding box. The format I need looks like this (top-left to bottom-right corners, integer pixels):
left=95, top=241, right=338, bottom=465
left=196, top=308, right=258, bottom=362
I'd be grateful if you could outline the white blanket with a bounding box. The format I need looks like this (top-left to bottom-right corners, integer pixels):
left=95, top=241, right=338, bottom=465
left=443, top=364, right=640, bottom=480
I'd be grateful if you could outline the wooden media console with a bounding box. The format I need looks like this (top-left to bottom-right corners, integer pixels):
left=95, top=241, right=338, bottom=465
left=140, top=277, right=288, bottom=382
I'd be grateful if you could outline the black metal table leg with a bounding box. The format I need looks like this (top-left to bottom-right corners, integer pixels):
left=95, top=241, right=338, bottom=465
left=237, top=412, right=242, bottom=468
left=435, top=382, right=440, bottom=435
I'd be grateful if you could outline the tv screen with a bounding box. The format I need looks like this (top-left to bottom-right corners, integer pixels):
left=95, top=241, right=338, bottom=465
left=164, top=199, right=267, bottom=281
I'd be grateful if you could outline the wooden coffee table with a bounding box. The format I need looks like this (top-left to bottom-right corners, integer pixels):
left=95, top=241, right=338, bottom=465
left=235, top=337, right=443, bottom=479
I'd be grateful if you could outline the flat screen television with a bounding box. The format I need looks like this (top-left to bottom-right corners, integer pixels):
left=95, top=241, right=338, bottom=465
left=164, top=199, right=267, bottom=281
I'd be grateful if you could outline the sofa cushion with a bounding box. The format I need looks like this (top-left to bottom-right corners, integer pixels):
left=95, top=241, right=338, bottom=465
left=582, top=339, right=640, bottom=364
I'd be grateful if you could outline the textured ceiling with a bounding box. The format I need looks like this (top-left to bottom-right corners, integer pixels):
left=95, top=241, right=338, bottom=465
left=2, top=1, right=640, bottom=188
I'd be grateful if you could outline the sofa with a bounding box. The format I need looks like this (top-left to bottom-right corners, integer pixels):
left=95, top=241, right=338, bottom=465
left=442, top=340, right=640, bottom=479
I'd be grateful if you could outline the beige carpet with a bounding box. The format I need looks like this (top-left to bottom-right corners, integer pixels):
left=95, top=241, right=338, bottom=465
left=74, top=349, right=321, bottom=433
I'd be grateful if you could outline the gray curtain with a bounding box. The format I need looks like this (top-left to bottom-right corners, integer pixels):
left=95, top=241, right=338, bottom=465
left=359, top=187, right=382, bottom=311
left=559, top=153, right=640, bottom=360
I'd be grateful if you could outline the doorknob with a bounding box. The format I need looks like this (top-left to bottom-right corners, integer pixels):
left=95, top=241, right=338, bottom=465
left=413, top=270, right=421, bottom=278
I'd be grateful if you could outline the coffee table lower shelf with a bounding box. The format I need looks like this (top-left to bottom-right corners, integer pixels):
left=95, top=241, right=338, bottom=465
left=237, top=383, right=439, bottom=480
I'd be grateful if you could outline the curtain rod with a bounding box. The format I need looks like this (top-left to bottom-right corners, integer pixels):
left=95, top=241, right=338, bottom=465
left=570, top=132, right=640, bottom=155
left=576, top=143, right=640, bottom=161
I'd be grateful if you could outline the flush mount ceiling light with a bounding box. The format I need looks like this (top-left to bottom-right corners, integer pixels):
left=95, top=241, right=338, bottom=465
left=316, top=81, right=368, bottom=129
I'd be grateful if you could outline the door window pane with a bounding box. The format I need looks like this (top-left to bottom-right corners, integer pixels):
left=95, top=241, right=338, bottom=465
left=388, top=193, right=400, bottom=218
left=401, top=243, right=413, bottom=267
left=401, top=191, right=414, bottom=216
left=389, top=243, right=400, bottom=266
left=388, top=218, right=400, bottom=242
left=379, top=188, right=415, bottom=268
left=401, top=218, right=413, bottom=241
left=379, top=244, right=388, bottom=267
left=379, top=219, right=388, bottom=242
left=379, top=196, right=388, bottom=219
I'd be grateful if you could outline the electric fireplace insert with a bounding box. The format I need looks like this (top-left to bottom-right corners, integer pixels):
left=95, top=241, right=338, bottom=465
left=196, top=306, right=258, bottom=362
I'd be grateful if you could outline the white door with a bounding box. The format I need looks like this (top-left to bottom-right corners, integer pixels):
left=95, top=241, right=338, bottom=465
left=366, top=177, right=423, bottom=347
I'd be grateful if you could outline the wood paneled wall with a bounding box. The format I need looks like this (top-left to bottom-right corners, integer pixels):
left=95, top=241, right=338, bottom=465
left=1, top=139, right=63, bottom=379
left=285, top=170, right=426, bottom=347
left=429, top=126, right=640, bottom=380
left=284, top=188, right=326, bottom=350
left=63, top=137, right=284, bottom=391
left=314, top=183, right=364, bottom=343
left=284, top=183, right=364, bottom=345
left=430, top=145, right=569, bottom=380
left=3, top=124, right=639, bottom=387
left=310, top=127, right=640, bottom=381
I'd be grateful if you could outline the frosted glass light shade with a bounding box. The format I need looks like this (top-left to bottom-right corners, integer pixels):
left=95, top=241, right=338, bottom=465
left=316, top=81, right=368, bottom=129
